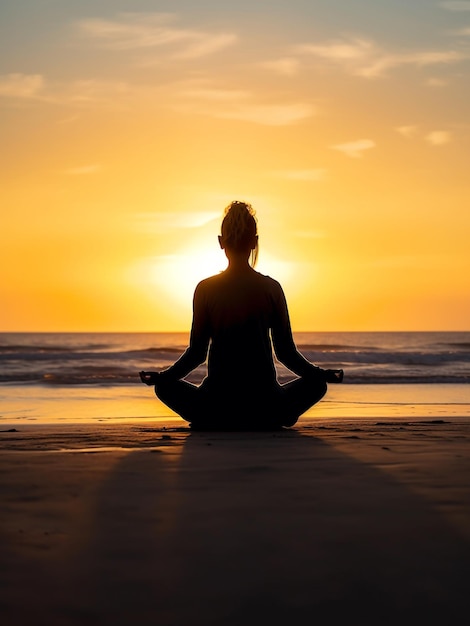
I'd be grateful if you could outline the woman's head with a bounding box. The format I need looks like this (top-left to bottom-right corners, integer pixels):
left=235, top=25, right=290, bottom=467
left=219, top=200, right=259, bottom=267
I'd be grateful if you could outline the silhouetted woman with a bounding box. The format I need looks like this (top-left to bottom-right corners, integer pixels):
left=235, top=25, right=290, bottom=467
left=141, top=200, right=337, bottom=429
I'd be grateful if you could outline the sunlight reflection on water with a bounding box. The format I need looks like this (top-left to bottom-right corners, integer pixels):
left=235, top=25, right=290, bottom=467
left=0, top=383, right=469, bottom=425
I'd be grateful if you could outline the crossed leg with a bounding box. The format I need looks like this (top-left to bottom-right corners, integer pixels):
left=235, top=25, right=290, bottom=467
left=154, top=375, right=327, bottom=430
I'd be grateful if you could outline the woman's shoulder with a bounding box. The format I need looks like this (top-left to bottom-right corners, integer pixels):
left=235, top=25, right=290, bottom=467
left=253, top=271, right=283, bottom=290
left=194, top=272, right=225, bottom=293
left=195, top=269, right=284, bottom=295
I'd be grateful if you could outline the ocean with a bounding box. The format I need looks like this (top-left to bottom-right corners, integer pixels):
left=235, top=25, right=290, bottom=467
left=1, top=332, right=469, bottom=424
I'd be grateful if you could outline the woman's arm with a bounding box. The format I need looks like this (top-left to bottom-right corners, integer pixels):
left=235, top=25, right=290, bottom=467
left=271, top=283, right=324, bottom=378
left=157, top=282, right=211, bottom=380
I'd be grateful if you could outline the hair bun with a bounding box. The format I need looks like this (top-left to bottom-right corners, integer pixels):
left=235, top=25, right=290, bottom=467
left=221, top=200, right=259, bottom=266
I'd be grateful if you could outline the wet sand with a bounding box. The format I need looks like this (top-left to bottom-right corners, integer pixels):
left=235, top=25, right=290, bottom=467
left=1, top=418, right=470, bottom=625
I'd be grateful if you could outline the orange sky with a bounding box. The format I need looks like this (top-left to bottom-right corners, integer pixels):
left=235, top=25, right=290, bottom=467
left=1, top=3, right=469, bottom=331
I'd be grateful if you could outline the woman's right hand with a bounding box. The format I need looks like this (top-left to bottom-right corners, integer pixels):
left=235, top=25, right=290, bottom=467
left=139, top=371, right=159, bottom=385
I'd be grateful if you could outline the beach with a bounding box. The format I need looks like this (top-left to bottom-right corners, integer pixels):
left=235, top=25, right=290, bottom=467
left=1, top=415, right=470, bottom=625
left=1, top=332, right=469, bottom=623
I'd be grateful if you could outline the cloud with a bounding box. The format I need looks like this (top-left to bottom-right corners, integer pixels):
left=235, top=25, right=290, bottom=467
left=297, top=38, right=373, bottom=61
left=395, top=127, right=452, bottom=145
left=426, top=77, right=448, bottom=86
left=439, top=1, right=470, bottom=10
left=176, top=34, right=237, bottom=59
left=1, top=72, right=311, bottom=126
left=0, top=70, right=140, bottom=109
left=259, top=57, right=300, bottom=76
left=273, top=169, right=328, bottom=181
left=63, top=79, right=133, bottom=104
left=78, top=13, right=237, bottom=59
left=173, top=80, right=315, bottom=126
left=28, top=79, right=142, bottom=111
left=395, top=125, right=419, bottom=138
left=0, top=73, right=140, bottom=109
left=63, top=164, right=101, bottom=175
left=295, top=36, right=466, bottom=78
left=407, top=51, right=464, bottom=64
left=178, top=86, right=250, bottom=102
left=214, top=102, right=315, bottom=126
left=330, top=139, right=376, bottom=158
left=0, top=73, right=44, bottom=98
left=425, top=131, right=451, bottom=145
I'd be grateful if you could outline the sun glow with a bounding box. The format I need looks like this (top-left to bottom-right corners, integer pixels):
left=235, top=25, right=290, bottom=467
left=131, top=243, right=294, bottom=319
left=149, top=247, right=227, bottom=307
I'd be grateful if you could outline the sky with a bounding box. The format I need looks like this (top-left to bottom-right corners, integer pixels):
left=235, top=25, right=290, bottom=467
left=1, top=0, right=469, bottom=332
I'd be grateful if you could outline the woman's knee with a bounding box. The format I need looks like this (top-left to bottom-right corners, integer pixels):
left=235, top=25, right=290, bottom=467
left=280, top=413, right=299, bottom=428
left=153, top=377, right=174, bottom=403
left=154, top=377, right=211, bottom=424
left=316, top=380, right=328, bottom=402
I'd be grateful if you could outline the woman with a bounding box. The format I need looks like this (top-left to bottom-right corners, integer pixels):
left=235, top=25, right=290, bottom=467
left=140, top=200, right=341, bottom=429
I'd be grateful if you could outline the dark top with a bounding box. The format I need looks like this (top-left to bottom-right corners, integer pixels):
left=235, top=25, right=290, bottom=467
left=163, top=268, right=316, bottom=390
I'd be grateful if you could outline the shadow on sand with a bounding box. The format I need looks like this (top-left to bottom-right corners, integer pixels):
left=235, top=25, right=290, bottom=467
left=1, top=428, right=469, bottom=625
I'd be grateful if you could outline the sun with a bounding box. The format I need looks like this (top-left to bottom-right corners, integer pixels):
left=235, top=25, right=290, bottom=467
left=127, top=220, right=296, bottom=334
left=164, top=246, right=228, bottom=299
left=163, top=245, right=293, bottom=297
left=134, top=245, right=226, bottom=310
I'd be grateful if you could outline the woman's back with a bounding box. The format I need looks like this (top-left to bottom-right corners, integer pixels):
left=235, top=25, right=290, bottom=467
left=196, top=268, right=282, bottom=389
